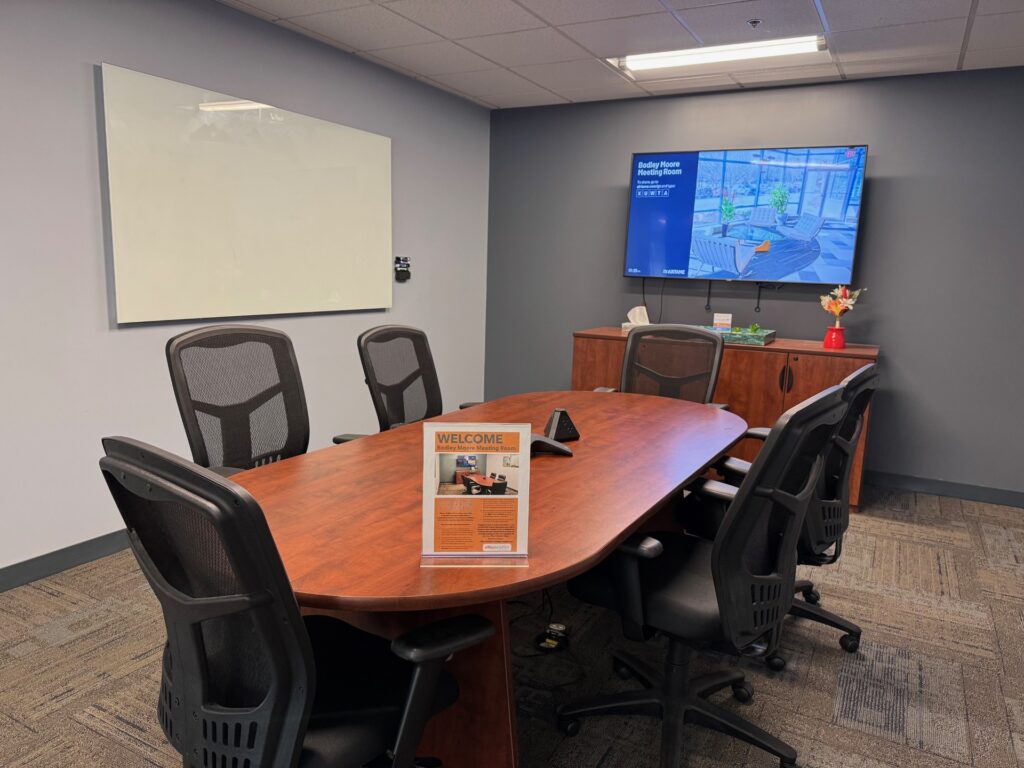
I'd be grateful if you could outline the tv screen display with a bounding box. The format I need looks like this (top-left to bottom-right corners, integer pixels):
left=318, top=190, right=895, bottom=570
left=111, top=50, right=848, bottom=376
left=624, top=146, right=867, bottom=284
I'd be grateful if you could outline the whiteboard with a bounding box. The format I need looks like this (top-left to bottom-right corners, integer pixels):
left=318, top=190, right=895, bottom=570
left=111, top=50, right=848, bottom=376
left=101, top=64, right=392, bottom=323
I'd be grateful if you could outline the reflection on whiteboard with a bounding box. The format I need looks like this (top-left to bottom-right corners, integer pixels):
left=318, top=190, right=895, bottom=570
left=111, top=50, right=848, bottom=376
left=101, top=63, right=392, bottom=323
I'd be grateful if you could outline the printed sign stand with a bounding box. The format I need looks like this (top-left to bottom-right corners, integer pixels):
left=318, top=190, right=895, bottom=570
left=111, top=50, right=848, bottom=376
left=422, top=423, right=531, bottom=561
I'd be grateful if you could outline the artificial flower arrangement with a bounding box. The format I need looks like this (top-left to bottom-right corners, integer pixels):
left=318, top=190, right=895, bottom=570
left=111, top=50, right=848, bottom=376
left=819, top=285, right=865, bottom=349
left=820, top=285, right=865, bottom=326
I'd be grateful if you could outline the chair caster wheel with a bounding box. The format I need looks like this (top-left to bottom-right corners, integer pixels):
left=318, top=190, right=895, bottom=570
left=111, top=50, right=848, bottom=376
left=558, top=718, right=581, bottom=737
left=612, top=660, right=633, bottom=680
left=731, top=681, right=754, bottom=704
left=765, top=654, right=786, bottom=672
left=840, top=633, right=860, bottom=653
left=801, top=588, right=821, bottom=605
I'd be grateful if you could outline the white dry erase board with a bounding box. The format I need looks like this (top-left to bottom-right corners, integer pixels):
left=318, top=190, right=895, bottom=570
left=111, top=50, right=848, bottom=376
left=100, top=64, right=392, bottom=323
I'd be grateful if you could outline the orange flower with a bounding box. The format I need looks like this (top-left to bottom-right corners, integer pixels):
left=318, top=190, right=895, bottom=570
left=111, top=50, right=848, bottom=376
left=824, top=298, right=847, bottom=318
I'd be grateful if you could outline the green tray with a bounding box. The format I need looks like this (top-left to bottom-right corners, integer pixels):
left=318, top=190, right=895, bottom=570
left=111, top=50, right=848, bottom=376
left=700, top=326, right=776, bottom=346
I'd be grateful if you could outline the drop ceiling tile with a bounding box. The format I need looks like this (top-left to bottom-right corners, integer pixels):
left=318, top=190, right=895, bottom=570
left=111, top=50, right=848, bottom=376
left=731, top=62, right=842, bottom=85
left=559, top=13, right=700, bottom=58
left=977, top=0, right=1024, bottom=13
left=384, top=0, right=545, bottom=38
left=962, top=44, right=1024, bottom=67
left=513, top=0, right=666, bottom=26
left=665, top=0, right=755, bottom=8
left=511, top=58, right=633, bottom=91
left=459, top=28, right=591, bottom=66
left=431, top=67, right=554, bottom=97
left=969, top=11, right=1024, bottom=49
left=640, top=74, right=738, bottom=92
left=678, top=0, right=824, bottom=46
left=831, top=18, right=967, bottom=62
left=560, top=83, right=648, bottom=102
left=289, top=4, right=441, bottom=49
left=238, top=0, right=370, bottom=19
left=367, top=40, right=495, bottom=74
left=820, top=0, right=972, bottom=32
left=486, top=92, right=572, bottom=108
left=275, top=18, right=355, bottom=49
left=212, top=0, right=279, bottom=21
left=842, top=53, right=960, bottom=77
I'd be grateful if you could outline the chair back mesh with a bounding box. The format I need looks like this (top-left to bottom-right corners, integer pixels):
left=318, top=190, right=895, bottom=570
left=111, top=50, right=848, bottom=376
left=99, top=437, right=314, bottom=768
left=358, top=325, right=443, bottom=432
left=800, top=363, right=879, bottom=561
left=712, top=386, right=846, bottom=655
left=167, top=326, right=309, bottom=470
left=620, top=324, right=724, bottom=404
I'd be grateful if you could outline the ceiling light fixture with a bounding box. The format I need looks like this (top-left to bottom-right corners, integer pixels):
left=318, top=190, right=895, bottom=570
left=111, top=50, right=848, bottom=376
left=617, top=35, right=825, bottom=72
left=198, top=100, right=272, bottom=112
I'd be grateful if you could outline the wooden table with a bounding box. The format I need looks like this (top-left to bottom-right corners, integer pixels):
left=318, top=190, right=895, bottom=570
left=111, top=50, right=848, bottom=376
left=234, top=391, right=747, bottom=767
left=464, top=472, right=495, bottom=488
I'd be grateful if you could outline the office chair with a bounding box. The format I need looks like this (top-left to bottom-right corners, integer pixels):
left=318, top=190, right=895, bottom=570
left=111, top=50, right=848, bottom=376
left=718, top=363, right=879, bottom=658
left=490, top=480, right=508, bottom=496
left=556, top=386, right=847, bottom=768
left=99, top=437, right=494, bottom=768
left=600, top=325, right=725, bottom=406
left=462, top=476, right=482, bottom=495
left=489, top=472, right=497, bottom=479
left=497, top=474, right=506, bottom=481
left=334, top=325, right=479, bottom=444
left=166, top=325, right=309, bottom=476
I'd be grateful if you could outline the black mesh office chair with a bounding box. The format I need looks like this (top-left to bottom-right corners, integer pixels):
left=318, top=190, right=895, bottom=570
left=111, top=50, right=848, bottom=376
left=490, top=481, right=508, bottom=496
left=334, top=326, right=479, bottom=444
left=556, top=386, right=847, bottom=768
left=167, top=325, right=309, bottom=475
left=462, top=476, right=481, bottom=495
left=719, top=363, right=879, bottom=656
left=611, top=324, right=725, bottom=404
left=99, top=437, right=493, bottom=768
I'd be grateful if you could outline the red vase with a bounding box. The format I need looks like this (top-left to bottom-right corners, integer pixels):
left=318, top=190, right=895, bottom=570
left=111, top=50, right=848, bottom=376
left=823, top=325, right=846, bottom=350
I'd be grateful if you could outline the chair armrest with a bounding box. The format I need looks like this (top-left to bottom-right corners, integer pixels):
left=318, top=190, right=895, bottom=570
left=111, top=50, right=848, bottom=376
left=708, top=403, right=730, bottom=410
left=209, top=466, right=244, bottom=478
left=458, top=401, right=482, bottom=409
left=699, top=479, right=739, bottom=502
left=387, top=615, right=495, bottom=767
left=611, top=533, right=663, bottom=641
left=719, top=457, right=752, bottom=477
left=617, top=532, right=664, bottom=559
left=594, top=387, right=617, bottom=393
left=391, top=614, right=495, bottom=664
left=745, top=427, right=770, bottom=440
left=332, top=433, right=368, bottom=444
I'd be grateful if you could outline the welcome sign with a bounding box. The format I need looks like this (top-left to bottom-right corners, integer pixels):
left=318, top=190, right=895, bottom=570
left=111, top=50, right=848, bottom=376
left=422, top=423, right=531, bottom=558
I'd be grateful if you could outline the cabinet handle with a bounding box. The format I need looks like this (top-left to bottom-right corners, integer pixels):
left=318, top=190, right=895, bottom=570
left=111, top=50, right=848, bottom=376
left=778, top=366, right=787, bottom=392
left=787, top=365, right=795, bottom=393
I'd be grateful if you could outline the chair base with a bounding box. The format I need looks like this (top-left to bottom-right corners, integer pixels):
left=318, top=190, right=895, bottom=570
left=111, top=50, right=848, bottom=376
left=765, top=580, right=862, bottom=670
left=556, top=640, right=796, bottom=768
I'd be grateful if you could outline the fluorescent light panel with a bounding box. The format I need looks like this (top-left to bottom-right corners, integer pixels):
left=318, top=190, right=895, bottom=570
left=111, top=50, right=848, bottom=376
left=198, top=100, right=272, bottom=112
left=620, top=35, right=824, bottom=72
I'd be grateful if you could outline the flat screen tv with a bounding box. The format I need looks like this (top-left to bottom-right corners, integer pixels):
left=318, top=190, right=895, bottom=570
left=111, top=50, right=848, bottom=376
left=624, top=145, right=867, bottom=284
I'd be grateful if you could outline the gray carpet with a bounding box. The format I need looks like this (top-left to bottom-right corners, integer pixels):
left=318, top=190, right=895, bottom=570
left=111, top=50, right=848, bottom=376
left=1, top=486, right=1023, bottom=767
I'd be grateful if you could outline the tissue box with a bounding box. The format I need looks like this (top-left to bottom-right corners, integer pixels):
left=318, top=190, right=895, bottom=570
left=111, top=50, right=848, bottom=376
left=621, top=322, right=650, bottom=331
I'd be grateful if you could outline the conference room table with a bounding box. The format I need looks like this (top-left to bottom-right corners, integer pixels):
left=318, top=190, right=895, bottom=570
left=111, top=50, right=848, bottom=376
left=464, top=471, right=495, bottom=489
left=234, top=390, right=747, bottom=768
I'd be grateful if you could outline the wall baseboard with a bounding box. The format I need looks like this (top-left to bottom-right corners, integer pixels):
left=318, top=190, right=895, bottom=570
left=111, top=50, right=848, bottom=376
left=0, top=529, right=129, bottom=593
left=864, top=471, right=1024, bottom=509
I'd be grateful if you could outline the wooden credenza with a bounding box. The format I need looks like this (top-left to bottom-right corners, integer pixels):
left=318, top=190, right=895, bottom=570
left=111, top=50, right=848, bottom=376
left=571, top=327, right=880, bottom=506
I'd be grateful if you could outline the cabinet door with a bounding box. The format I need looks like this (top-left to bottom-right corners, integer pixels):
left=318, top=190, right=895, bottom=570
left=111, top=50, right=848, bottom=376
left=783, top=354, right=866, bottom=408
left=713, top=347, right=788, bottom=462
left=571, top=337, right=625, bottom=390
left=785, top=353, right=873, bottom=506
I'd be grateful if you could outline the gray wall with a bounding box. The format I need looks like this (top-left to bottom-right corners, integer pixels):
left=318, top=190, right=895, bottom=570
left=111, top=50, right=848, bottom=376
left=486, top=68, right=1024, bottom=498
left=0, top=0, right=490, bottom=568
